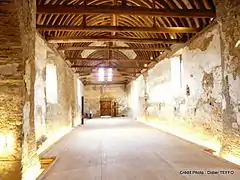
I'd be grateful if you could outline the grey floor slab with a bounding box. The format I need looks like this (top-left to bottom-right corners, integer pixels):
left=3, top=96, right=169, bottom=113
left=41, top=118, right=240, bottom=180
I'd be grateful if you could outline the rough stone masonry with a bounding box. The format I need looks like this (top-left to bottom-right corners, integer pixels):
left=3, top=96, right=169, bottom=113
left=0, top=0, right=40, bottom=180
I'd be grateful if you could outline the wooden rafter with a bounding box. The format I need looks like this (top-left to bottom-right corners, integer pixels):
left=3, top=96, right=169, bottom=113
left=58, top=46, right=169, bottom=51
left=112, top=0, right=118, bottom=37
left=37, top=25, right=201, bottom=33
left=47, top=36, right=186, bottom=44
left=67, top=58, right=153, bottom=63
left=37, top=5, right=216, bottom=18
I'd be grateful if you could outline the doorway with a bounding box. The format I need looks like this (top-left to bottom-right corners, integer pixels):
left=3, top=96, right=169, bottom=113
left=100, top=101, right=112, bottom=116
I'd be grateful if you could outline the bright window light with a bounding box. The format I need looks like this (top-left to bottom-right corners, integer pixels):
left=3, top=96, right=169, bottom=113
left=46, top=64, right=58, bottom=103
left=98, top=68, right=104, bottom=81
left=77, top=79, right=82, bottom=106
left=107, top=68, right=112, bottom=81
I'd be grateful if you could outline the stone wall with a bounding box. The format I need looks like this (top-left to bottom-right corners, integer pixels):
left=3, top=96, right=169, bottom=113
left=216, top=2, right=240, bottom=161
left=127, top=75, right=145, bottom=120
left=45, top=51, right=75, bottom=136
left=84, top=84, right=128, bottom=117
left=73, top=75, right=84, bottom=126
left=0, top=1, right=84, bottom=177
left=0, top=0, right=40, bottom=179
left=36, top=33, right=84, bottom=154
left=128, top=17, right=240, bottom=164
left=35, top=33, right=47, bottom=144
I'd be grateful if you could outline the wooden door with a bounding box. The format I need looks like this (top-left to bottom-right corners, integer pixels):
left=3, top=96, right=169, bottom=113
left=100, top=101, right=112, bottom=116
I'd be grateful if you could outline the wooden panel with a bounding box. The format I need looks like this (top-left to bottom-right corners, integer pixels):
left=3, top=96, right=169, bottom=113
left=100, top=101, right=112, bottom=116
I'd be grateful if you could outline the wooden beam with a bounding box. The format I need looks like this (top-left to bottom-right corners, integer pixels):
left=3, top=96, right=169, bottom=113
left=82, top=15, right=86, bottom=27
left=79, top=74, right=135, bottom=77
left=122, top=0, right=127, bottom=6
left=47, top=36, right=186, bottom=44
left=67, top=58, right=153, bottom=63
left=84, top=82, right=127, bottom=85
left=37, top=25, right=201, bottom=33
left=77, top=70, right=140, bottom=74
left=37, top=5, right=216, bottom=18
left=71, top=65, right=147, bottom=68
left=112, top=0, right=118, bottom=37
left=58, top=46, right=169, bottom=51
left=80, top=76, right=134, bottom=80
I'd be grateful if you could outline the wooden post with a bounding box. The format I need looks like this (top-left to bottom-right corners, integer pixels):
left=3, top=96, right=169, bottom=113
left=81, top=96, right=84, bottom=125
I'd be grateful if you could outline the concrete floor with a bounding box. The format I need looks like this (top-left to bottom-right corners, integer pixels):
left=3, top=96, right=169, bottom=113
left=41, top=118, right=240, bottom=180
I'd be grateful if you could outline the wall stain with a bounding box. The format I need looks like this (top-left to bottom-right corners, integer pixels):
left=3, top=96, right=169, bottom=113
left=202, top=71, right=214, bottom=92
left=189, top=34, right=214, bottom=51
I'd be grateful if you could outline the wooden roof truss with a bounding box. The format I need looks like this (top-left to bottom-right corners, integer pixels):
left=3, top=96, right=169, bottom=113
left=37, top=0, right=216, bottom=85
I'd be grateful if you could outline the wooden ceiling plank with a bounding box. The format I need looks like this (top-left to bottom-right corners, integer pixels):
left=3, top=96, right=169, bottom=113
left=37, top=5, right=216, bottom=18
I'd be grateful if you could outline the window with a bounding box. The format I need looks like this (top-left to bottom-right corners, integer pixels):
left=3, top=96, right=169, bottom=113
left=98, top=68, right=113, bottom=82
left=46, top=64, right=58, bottom=103
left=107, top=68, right=112, bottom=81
left=98, top=68, right=104, bottom=81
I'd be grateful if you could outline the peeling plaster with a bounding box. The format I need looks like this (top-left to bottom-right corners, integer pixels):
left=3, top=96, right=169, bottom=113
left=202, top=71, right=214, bottom=91
left=24, top=62, right=31, bottom=95
left=23, top=102, right=30, bottom=134
left=129, top=23, right=224, bottom=143
left=189, top=34, right=214, bottom=51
